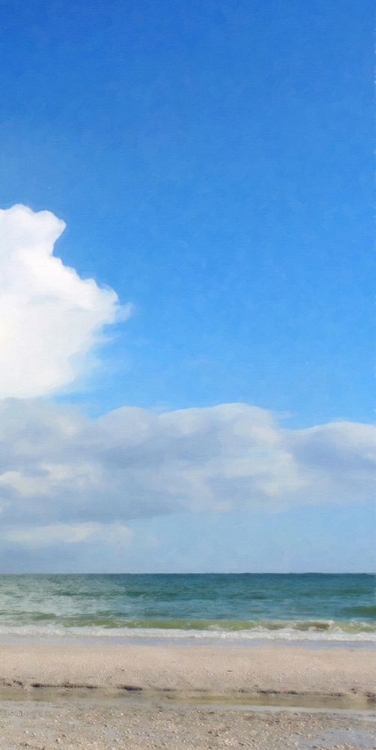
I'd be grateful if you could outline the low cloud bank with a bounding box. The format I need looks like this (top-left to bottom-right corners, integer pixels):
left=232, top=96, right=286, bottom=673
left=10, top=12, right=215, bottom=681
left=0, top=399, right=374, bottom=549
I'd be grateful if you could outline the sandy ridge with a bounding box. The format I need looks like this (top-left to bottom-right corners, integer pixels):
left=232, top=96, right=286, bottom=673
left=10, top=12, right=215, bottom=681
left=0, top=642, right=375, bottom=706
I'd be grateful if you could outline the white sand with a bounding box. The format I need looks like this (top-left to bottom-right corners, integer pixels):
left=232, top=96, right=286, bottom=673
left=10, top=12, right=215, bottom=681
left=0, top=641, right=374, bottom=697
left=0, top=641, right=375, bottom=749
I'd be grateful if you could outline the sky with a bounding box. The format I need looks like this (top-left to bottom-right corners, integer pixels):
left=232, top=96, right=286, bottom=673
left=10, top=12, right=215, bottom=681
left=0, top=0, right=374, bottom=573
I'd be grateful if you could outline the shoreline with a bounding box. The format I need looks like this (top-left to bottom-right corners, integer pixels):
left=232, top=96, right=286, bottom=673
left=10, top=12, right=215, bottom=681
left=0, top=633, right=375, bottom=654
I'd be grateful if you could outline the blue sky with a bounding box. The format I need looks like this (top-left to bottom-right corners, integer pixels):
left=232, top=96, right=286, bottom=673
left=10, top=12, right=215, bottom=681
left=0, top=0, right=374, bottom=572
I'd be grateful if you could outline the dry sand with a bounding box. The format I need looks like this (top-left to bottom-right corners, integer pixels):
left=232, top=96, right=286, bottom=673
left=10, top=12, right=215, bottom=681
left=0, top=641, right=375, bottom=749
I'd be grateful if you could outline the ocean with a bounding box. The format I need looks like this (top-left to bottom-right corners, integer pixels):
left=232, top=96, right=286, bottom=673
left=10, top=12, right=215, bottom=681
left=0, top=573, right=374, bottom=643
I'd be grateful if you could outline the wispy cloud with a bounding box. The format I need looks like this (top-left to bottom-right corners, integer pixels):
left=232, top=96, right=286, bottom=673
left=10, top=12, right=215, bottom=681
left=2, top=522, right=132, bottom=548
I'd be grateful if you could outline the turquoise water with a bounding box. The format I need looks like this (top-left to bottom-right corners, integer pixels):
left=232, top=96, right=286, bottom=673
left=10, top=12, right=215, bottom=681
left=0, top=574, right=374, bottom=642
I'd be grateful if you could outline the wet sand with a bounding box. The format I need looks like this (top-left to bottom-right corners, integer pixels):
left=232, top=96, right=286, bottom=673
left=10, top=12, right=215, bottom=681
left=0, top=641, right=375, bottom=749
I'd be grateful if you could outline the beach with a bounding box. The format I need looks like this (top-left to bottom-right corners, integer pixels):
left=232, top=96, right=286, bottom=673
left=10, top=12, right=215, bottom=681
left=1, top=641, right=375, bottom=749
left=1, top=575, right=375, bottom=747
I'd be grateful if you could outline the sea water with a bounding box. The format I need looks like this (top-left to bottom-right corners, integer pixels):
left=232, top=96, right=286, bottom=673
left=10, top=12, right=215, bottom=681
left=0, top=573, right=374, bottom=643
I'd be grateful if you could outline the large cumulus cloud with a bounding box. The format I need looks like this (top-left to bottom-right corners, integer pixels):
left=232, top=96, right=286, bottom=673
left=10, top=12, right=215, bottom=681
left=0, top=205, right=130, bottom=398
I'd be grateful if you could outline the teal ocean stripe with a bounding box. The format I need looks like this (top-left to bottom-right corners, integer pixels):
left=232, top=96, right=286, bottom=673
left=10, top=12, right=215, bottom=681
left=0, top=574, right=374, bottom=641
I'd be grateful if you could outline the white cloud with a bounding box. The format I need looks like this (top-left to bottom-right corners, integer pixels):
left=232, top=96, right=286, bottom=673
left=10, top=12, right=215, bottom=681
left=0, top=399, right=374, bottom=550
left=0, top=204, right=374, bottom=562
left=0, top=205, right=131, bottom=398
